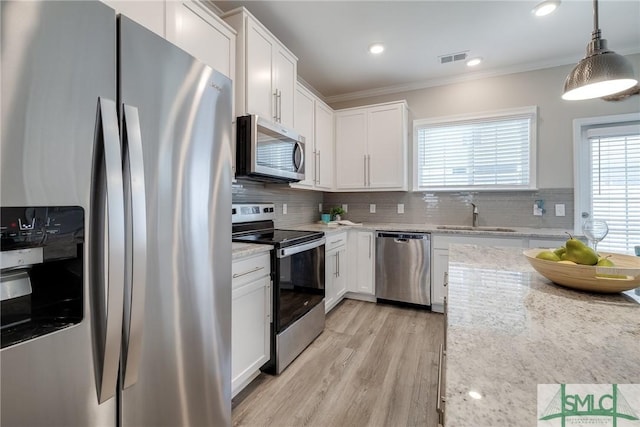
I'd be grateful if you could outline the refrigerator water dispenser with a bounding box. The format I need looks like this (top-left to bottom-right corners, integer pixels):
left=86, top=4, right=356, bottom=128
left=1, top=206, right=84, bottom=348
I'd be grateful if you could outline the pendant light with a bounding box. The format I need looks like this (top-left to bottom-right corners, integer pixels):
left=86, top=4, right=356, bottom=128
left=562, top=0, right=637, bottom=101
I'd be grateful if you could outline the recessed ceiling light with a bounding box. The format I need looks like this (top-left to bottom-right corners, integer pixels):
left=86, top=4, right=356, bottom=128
left=468, top=390, right=483, bottom=400
left=466, top=57, right=482, bottom=67
left=369, top=43, right=384, bottom=55
left=532, top=0, right=560, bottom=17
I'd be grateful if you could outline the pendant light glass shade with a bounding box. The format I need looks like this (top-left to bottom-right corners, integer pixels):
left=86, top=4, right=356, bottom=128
left=562, top=0, right=637, bottom=101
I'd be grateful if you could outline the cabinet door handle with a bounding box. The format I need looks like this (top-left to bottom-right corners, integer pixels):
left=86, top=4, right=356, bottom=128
left=367, top=154, right=371, bottom=187
left=317, top=150, right=321, bottom=185
left=368, top=234, right=372, bottom=259
left=232, top=266, right=265, bottom=279
left=276, top=89, right=282, bottom=123
left=273, top=91, right=278, bottom=122
left=267, top=280, right=272, bottom=322
left=337, top=251, right=340, bottom=277
left=436, top=343, right=444, bottom=414
left=363, top=155, right=367, bottom=186
left=443, top=295, right=448, bottom=351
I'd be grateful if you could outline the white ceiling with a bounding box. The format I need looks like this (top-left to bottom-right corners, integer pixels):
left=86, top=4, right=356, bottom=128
left=213, top=0, right=640, bottom=102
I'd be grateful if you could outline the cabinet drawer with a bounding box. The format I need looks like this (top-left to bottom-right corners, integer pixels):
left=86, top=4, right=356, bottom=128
left=232, top=252, right=270, bottom=288
left=325, top=232, right=347, bottom=251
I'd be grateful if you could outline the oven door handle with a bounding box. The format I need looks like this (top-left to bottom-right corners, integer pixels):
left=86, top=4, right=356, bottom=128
left=277, top=237, right=326, bottom=258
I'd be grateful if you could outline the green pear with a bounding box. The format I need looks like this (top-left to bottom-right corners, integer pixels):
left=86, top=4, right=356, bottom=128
left=554, top=246, right=566, bottom=258
left=564, top=233, right=599, bottom=265
left=595, top=256, right=626, bottom=278
left=596, top=256, right=615, bottom=267
left=536, top=251, right=560, bottom=262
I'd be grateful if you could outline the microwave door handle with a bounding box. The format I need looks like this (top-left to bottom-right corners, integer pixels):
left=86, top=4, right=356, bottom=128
left=293, top=141, right=304, bottom=173
left=121, top=104, right=148, bottom=390
left=92, top=97, right=125, bottom=404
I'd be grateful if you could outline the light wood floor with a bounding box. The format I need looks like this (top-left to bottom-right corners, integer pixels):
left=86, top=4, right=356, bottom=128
left=232, top=299, right=444, bottom=427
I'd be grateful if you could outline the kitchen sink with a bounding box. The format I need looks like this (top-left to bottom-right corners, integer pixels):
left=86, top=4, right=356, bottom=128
left=436, top=225, right=517, bottom=232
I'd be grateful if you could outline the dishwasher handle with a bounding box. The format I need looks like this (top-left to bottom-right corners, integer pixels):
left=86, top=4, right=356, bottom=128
left=376, top=232, right=430, bottom=240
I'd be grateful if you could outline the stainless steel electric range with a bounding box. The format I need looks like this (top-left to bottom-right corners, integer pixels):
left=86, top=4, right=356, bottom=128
left=232, top=203, right=325, bottom=374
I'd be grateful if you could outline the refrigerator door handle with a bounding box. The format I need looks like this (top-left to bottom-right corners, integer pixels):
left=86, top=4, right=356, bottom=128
left=121, top=104, right=148, bottom=389
left=91, top=97, right=126, bottom=403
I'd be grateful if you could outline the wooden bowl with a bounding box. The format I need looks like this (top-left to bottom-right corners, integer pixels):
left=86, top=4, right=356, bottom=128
left=523, top=248, right=640, bottom=293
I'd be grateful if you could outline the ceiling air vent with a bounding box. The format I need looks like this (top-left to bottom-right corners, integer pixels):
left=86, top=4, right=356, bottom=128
left=439, top=51, right=468, bottom=64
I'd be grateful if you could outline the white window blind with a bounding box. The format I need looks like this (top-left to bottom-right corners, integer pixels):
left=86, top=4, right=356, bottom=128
left=587, top=126, right=640, bottom=254
left=414, top=107, right=536, bottom=191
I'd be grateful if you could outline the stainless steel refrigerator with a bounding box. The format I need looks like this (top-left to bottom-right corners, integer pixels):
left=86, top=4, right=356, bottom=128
left=0, top=1, right=232, bottom=425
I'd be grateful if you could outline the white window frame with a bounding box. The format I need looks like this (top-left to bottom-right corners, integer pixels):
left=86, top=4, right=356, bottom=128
left=573, top=112, right=640, bottom=241
left=412, top=106, right=537, bottom=192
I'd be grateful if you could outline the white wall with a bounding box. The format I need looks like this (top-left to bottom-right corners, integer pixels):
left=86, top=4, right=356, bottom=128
left=329, top=54, right=640, bottom=189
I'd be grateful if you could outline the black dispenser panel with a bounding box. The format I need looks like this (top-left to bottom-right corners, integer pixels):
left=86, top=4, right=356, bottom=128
left=1, top=206, right=84, bottom=349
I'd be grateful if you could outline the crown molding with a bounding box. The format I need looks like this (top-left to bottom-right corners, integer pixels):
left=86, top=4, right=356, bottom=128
left=323, top=48, right=640, bottom=105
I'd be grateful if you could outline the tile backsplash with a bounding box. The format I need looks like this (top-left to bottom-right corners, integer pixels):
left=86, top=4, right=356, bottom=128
left=232, top=181, right=574, bottom=230
left=323, top=188, right=574, bottom=229
left=232, top=179, right=322, bottom=228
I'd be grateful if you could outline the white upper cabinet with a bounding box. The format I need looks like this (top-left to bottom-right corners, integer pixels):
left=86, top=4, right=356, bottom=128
left=101, top=0, right=166, bottom=37
left=335, top=110, right=367, bottom=190
left=222, top=8, right=298, bottom=129
left=292, top=85, right=315, bottom=188
left=165, top=1, right=236, bottom=79
left=291, top=83, right=334, bottom=191
left=274, top=50, right=296, bottom=128
left=335, top=101, right=408, bottom=191
left=314, top=101, right=334, bottom=190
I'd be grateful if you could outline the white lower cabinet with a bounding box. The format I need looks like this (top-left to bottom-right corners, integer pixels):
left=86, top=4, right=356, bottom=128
left=325, top=232, right=347, bottom=313
left=347, top=230, right=375, bottom=297
left=431, top=234, right=525, bottom=312
left=431, top=248, right=449, bottom=313
left=231, top=252, right=271, bottom=397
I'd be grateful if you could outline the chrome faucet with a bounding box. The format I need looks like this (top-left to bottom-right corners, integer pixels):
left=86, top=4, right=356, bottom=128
left=471, top=203, right=479, bottom=227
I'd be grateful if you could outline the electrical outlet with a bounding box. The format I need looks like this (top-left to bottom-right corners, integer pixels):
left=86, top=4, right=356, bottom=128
left=283, top=204, right=287, bottom=215
left=370, top=204, right=376, bottom=213
left=533, top=203, right=543, bottom=216
left=555, top=204, right=566, bottom=217
left=342, top=204, right=348, bottom=213
left=397, top=203, right=404, bottom=214
left=319, top=203, right=322, bottom=213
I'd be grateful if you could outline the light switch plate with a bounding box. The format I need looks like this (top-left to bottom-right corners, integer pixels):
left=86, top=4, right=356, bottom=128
left=555, top=204, right=565, bottom=217
left=342, top=204, right=348, bottom=213
left=319, top=203, right=322, bottom=213
left=283, top=204, right=287, bottom=215
left=397, top=203, right=404, bottom=214
left=370, top=204, right=376, bottom=213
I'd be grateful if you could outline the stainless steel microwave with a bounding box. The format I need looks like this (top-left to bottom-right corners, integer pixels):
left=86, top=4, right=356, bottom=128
left=235, top=115, right=305, bottom=183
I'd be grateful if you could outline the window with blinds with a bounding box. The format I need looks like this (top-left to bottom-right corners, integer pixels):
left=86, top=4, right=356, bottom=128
left=587, top=126, right=640, bottom=254
left=413, top=107, right=536, bottom=191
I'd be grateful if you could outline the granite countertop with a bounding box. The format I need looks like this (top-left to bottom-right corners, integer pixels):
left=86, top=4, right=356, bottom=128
left=232, top=242, right=272, bottom=260
left=286, top=222, right=572, bottom=239
left=445, top=244, right=640, bottom=427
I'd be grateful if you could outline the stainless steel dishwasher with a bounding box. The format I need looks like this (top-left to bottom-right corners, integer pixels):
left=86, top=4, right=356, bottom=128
left=375, top=232, right=431, bottom=307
